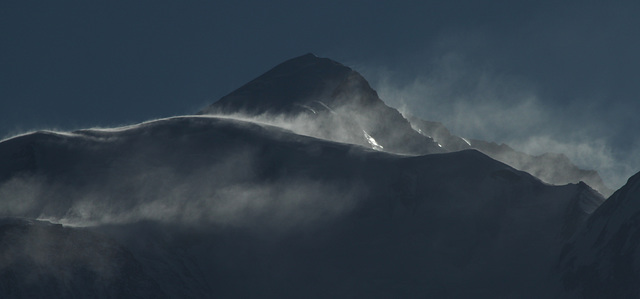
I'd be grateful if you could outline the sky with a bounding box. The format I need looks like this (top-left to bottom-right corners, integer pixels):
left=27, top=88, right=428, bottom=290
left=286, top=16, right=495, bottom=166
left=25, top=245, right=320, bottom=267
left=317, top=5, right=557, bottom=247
left=1, top=0, right=639, bottom=189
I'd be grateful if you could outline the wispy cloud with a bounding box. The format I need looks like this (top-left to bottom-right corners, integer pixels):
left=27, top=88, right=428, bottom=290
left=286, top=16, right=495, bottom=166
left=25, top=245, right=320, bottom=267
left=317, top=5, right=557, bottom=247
left=0, top=125, right=365, bottom=231
left=360, top=51, right=640, bottom=190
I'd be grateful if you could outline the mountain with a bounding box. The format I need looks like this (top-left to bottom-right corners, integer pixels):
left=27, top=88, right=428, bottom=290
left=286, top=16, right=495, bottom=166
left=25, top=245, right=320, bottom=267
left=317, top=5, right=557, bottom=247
left=201, top=53, right=612, bottom=197
left=406, top=117, right=613, bottom=197
left=2, top=53, right=632, bottom=297
left=200, top=53, right=444, bottom=155
left=0, top=115, right=603, bottom=297
left=558, top=171, right=640, bottom=298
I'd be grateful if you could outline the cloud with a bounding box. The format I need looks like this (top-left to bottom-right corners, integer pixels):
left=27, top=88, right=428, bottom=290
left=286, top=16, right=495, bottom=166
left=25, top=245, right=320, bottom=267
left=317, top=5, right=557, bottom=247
left=361, top=51, right=539, bottom=140
left=0, top=126, right=365, bottom=232
left=0, top=174, right=47, bottom=216
left=359, top=51, right=640, bottom=190
left=509, top=135, right=637, bottom=193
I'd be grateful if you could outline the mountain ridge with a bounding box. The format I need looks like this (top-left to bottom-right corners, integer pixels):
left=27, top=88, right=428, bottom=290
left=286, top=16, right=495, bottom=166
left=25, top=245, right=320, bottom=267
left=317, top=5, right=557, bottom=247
left=201, top=53, right=612, bottom=196
left=0, top=53, right=633, bottom=297
left=0, top=115, right=601, bottom=297
left=200, top=53, right=444, bottom=155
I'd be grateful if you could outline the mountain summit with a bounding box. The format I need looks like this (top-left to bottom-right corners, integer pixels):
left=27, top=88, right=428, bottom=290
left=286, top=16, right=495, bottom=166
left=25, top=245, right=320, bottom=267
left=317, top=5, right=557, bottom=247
left=201, top=53, right=355, bottom=115
left=200, top=53, right=385, bottom=115
left=200, top=53, right=444, bottom=155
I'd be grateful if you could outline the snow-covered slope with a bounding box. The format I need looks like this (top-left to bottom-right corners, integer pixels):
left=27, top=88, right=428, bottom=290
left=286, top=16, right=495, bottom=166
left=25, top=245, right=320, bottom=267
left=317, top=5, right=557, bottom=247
left=0, top=115, right=603, bottom=297
left=558, top=171, right=640, bottom=298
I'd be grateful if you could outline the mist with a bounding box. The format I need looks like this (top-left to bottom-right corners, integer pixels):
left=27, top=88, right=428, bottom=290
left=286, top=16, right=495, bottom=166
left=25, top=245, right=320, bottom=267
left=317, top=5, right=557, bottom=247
left=360, top=52, right=640, bottom=190
left=0, top=113, right=608, bottom=297
left=0, top=118, right=365, bottom=232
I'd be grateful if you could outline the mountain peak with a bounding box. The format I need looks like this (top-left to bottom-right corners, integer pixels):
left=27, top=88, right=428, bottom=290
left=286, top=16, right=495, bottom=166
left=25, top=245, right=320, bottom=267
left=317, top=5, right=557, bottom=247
left=290, top=52, right=321, bottom=62
left=199, top=54, right=444, bottom=154
left=200, top=54, right=354, bottom=115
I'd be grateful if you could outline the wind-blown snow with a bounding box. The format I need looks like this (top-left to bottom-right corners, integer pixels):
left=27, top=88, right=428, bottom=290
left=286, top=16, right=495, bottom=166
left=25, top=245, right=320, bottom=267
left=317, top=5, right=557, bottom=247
left=363, top=130, right=384, bottom=150
left=0, top=114, right=606, bottom=297
left=0, top=52, right=623, bottom=298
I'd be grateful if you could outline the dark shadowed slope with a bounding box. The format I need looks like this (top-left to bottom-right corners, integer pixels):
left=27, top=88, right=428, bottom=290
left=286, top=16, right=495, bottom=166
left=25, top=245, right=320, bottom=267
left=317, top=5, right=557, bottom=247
left=559, top=171, right=640, bottom=298
left=0, top=115, right=603, bottom=297
left=0, top=218, right=165, bottom=298
left=201, top=53, right=352, bottom=115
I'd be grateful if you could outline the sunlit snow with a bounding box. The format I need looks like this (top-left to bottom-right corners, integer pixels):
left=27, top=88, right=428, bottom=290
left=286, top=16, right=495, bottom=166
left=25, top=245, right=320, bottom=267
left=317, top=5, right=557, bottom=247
left=363, top=130, right=384, bottom=150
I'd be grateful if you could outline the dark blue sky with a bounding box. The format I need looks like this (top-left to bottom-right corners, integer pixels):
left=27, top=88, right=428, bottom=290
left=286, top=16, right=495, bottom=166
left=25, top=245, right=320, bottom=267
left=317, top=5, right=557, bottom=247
left=1, top=0, right=639, bottom=187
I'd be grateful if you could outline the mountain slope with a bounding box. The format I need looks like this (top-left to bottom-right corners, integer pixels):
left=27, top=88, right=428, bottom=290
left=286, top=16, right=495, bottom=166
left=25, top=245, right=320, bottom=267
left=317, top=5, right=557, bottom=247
left=201, top=53, right=612, bottom=197
left=0, top=218, right=165, bottom=298
left=200, top=53, right=444, bottom=155
left=0, top=115, right=603, bottom=297
left=558, top=171, right=640, bottom=298
left=406, top=114, right=613, bottom=197
left=0, top=53, right=620, bottom=297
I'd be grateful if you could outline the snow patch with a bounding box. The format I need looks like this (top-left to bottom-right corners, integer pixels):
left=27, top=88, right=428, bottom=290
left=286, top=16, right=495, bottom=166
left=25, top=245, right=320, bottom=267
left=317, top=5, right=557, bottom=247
left=363, top=130, right=384, bottom=151
left=462, top=137, right=471, bottom=146
left=407, top=122, right=425, bottom=136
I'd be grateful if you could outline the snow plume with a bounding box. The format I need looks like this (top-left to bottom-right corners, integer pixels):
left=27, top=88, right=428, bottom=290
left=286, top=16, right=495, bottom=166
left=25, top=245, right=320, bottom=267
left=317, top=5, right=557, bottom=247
left=205, top=106, right=399, bottom=153
left=361, top=52, right=639, bottom=190
left=0, top=119, right=365, bottom=231
left=362, top=52, right=546, bottom=142
left=209, top=111, right=372, bottom=150
left=510, top=136, right=640, bottom=195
